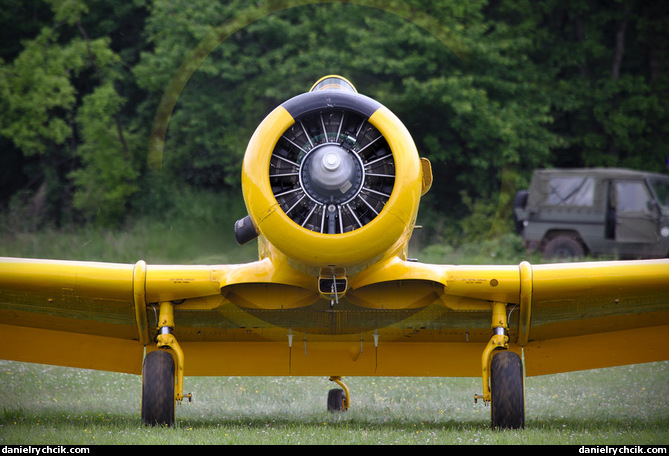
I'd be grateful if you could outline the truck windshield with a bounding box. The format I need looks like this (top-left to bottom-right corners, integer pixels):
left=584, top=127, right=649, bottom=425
left=649, top=179, right=669, bottom=208
left=547, top=176, right=595, bottom=206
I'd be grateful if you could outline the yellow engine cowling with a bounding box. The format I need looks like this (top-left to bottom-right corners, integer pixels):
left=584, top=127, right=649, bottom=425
left=238, top=76, right=432, bottom=273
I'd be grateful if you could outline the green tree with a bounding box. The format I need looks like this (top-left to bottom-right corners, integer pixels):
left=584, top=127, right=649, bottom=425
left=0, top=26, right=86, bottom=226
left=3, top=0, right=662, bottom=238
left=0, top=0, right=147, bottom=227
left=493, top=0, right=669, bottom=172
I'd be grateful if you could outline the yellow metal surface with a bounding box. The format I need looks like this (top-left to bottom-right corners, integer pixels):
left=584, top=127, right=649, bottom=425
left=524, top=324, right=669, bottom=376
left=133, top=260, right=150, bottom=346
left=0, top=257, right=135, bottom=299
left=155, top=301, right=191, bottom=402
left=156, top=334, right=190, bottom=402
left=0, top=258, right=139, bottom=341
left=144, top=264, right=227, bottom=303
left=165, top=340, right=495, bottom=377
left=1, top=254, right=667, bottom=378
left=528, top=259, right=669, bottom=341
left=0, top=323, right=144, bottom=374
left=241, top=102, right=424, bottom=272
left=518, top=261, right=533, bottom=346
left=309, top=75, right=357, bottom=93
left=474, top=301, right=510, bottom=403
left=420, top=157, right=433, bottom=195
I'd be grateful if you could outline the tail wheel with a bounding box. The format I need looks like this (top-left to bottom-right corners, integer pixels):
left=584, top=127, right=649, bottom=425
left=490, top=350, right=525, bottom=429
left=270, top=108, right=395, bottom=234
left=141, top=350, right=175, bottom=426
left=327, top=388, right=346, bottom=412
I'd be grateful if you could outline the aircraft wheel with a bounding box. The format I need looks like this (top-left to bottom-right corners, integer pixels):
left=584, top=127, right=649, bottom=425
left=141, top=350, right=175, bottom=426
left=490, top=350, right=525, bottom=429
left=327, top=388, right=346, bottom=412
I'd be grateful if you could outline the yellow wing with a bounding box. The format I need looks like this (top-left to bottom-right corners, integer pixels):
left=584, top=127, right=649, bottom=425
left=0, top=258, right=234, bottom=374
left=0, top=258, right=145, bottom=373
left=350, top=257, right=669, bottom=376
left=520, top=260, right=669, bottom=375
left=1, top=256, right=667, bottom=378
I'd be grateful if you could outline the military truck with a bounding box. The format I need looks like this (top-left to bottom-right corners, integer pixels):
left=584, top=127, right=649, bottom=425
left=514, top=168, right=669, bottom=260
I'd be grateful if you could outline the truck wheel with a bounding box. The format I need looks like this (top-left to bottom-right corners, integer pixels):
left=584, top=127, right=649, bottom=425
left=513, top=191, right=529, bottom=233
left=543, top=235, right=584, bottom=260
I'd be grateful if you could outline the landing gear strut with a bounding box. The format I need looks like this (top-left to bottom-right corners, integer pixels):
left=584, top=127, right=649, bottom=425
left=141, top=301, right=191, bottom=426
left=327, top=376, right=350, bottom=412
left=475, top=301, right=525, bottom=429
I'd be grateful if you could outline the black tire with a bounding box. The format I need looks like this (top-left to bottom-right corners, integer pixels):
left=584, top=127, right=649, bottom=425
left=490, top=350, right=525, bottom=430
left=513, top=191, right=529, bottom=234
left=543, top=235, right=584, bottom=260
left=141, top=350, right=175, bottom=426
left=327, top=388, right=345, bottom=412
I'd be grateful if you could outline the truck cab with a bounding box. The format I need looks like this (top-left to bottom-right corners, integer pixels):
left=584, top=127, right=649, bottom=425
left=514, top=168, right=669, bottom=260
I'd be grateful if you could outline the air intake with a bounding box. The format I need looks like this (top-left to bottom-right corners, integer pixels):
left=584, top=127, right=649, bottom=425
left=269, top=108, right=395, bottom=234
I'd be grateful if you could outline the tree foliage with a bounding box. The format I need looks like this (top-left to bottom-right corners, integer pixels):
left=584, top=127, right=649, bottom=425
left=1, top=0, right=667, bottom=238
left=495, top=0, right=669, bottom=172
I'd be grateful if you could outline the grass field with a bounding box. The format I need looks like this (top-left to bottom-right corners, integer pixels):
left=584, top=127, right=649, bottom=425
left=0, top=359, right=667, bottom=445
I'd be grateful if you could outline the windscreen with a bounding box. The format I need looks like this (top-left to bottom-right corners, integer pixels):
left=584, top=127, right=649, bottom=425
left=547, top=176, right=595, bottom=206
left=649, top=179, right=669, bottom=208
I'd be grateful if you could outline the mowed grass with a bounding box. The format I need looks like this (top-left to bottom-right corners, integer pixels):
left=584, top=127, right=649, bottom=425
left=0, top=360, right=667, bottom=445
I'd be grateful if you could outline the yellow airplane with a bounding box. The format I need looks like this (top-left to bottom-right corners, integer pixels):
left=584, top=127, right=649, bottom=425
left=1, top=76, right=667, bottom=429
